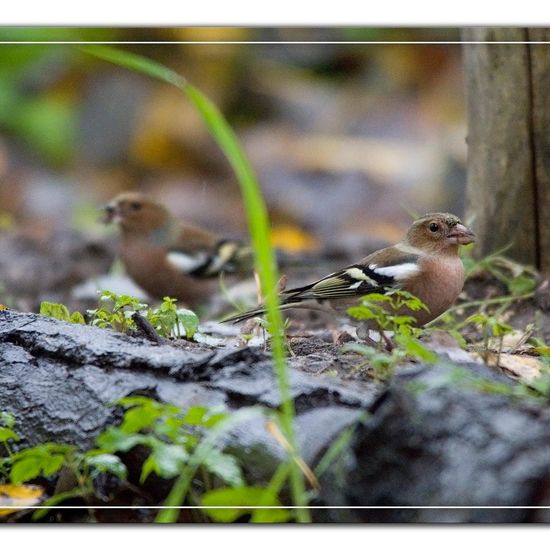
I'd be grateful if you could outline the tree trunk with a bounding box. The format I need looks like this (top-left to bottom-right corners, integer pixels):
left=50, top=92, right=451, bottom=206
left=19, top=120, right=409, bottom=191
left=463, top=27, right=550, bottom=273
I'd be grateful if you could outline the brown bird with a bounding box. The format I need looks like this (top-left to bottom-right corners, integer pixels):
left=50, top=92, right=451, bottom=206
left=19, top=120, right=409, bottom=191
left=226, top=213, right=475, bottom=328
left=103, top=192, right=254, bottom=307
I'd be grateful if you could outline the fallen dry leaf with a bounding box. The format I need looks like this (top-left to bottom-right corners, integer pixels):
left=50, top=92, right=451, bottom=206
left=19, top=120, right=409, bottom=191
left=0, top=484, right=44, bottom=517
left=484, top=352, right=542, bottom=382
left=270, top=224, right=320, bottom=253
left=487, top=328, right=535, bottom=354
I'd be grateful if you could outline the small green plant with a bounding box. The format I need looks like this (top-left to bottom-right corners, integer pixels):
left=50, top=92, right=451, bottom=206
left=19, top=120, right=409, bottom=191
left=87, top=291, right=146, bottom=333
left=146, top=297, right=199, bottom=339
left=41, top=292, right=199, bottom=340
left=39, top=302, right=85, bottom=324
left=344, top=290, right=437, bottom=380
left=459, top=311, right=513, bottom=362
left=0, top=415, right=126, bottom=520
left=86, top=291, right=199, bottom=339
left=0, top=401, right=294, bottom=523
left=461, top=245, right=538, bottom=296
left=97, top=397, right=243, bottom=488
left=348, top=290, right=428, bottom=335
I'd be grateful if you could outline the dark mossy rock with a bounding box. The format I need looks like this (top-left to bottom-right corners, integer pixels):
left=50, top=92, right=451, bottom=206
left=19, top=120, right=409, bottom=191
left=2, top=309, right=550, bottom=523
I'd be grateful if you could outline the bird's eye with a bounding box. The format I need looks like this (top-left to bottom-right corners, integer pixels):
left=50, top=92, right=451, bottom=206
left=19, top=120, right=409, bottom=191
left=130, top=202, right=142, bottom=211
left=429, top=222, right=439, bottom=232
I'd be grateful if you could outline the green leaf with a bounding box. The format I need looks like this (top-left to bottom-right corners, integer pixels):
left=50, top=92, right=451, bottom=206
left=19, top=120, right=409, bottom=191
left=10, top=95, right=76, bottom=166
left=181, top=405, right=228, bottom=428
left=177, top=309, right=199, bottom=339
left=203, top=448, right=243, bottom=487
left=70, top=311, right=86, bottom=324
left=0, top=427, right=19, bottom=443
left=0, top=411, right=16, bottom=428
left=96, top=427, right=147, bottom=453
left=346, top=306, right=378, bottom=321
left=393, top=315, right=416, bottom=326
left=10, top=458, right=43, bottom=484
left=361, top=293, right=392, bottom=303
left=465, top=313, right=489, bottom=326
left=84, top=453, right=127, bottom=480
left=40, top=302, right=71, bottom=322
left=201, top=486, right=290, bottom=523
left=81, top=45, right=186, bottom=88
left=41, top=454, right=65, bottom=477
left=394, top=334, right=438, bottom=363
left=507, top=275, right=536, bottom=296
left=341, top=342, right=376, bottom=356
left=9, top=444, right=73, bottom=483
left=116, top=396, right=159, bottom=408
left=139, top=443, right=189, bottom=483
left=251, top=507, right=292, bottom=523
left=489, top=319, right=513, bottom=337
left=160, top=297, right=178, bottom=313
left=40, top=302, right=86, bottom=324
left=180, top=406, right=208, bottom=425
left=120, top=405, right=160, bottom=433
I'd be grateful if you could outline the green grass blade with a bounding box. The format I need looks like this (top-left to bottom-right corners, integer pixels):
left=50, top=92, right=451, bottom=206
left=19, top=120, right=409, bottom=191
left=80, top=45, right=186, bottom=88
left=80, top=45, right=309, bottom=521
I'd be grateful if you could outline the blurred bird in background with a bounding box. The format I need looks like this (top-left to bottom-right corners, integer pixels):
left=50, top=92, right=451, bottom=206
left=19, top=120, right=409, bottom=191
left=103, top=192, right=254, bottom=307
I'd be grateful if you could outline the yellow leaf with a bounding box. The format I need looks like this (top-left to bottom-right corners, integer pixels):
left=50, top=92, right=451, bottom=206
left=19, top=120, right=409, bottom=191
left=0, top=484, right=44, bottom=517
left=270, top=224, right=320, bottom=253
left=172, top=27, right=252, bottom=42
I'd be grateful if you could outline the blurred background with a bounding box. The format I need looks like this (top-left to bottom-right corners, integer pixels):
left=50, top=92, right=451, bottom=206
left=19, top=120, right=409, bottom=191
left=0, top=27, right=466, bottom=311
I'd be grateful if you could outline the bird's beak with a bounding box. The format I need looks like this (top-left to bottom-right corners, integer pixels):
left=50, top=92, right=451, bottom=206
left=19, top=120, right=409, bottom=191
left=101, top=203, right=119, bottom=224
left=448, top=223, right=476, bottom=245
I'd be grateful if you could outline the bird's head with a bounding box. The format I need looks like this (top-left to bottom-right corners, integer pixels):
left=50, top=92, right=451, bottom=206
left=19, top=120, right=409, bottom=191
left=103, top=192, right=170, bottom=234
left=406, top=213, right=476, bottom=252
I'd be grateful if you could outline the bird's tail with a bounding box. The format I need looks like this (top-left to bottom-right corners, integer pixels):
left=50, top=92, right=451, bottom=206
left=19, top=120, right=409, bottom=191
left=222, top=282, right=317, bottom=324
left=222, top=301, right=301, bottom=324
left=222, top=305, right=268, bottom=324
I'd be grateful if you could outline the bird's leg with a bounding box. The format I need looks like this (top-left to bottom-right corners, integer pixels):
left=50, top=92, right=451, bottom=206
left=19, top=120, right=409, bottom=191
left=253, top=270, right=262, bottom=305
left=251, top=270, right=265, bottom=342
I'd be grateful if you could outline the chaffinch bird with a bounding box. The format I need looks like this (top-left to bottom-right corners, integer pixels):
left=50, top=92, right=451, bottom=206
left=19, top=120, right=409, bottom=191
left=103, top=192, right=254, bottom=306
left=226, top=213, right=475, bottom=328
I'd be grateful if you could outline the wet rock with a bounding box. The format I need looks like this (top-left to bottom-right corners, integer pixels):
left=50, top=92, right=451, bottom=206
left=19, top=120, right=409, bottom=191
left=317, top=362, right=550, bottom=523
left=3, top=309, right=550, bottom=523
left=0, top=310, right=376, bottom=457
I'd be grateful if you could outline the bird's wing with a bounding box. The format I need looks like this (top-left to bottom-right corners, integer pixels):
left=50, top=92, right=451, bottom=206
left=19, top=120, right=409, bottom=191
left=281, top=245, right=423, bottom=303
left=167, top=239, right=252, bottom=278
left=223, top=245, right=424, bottom=323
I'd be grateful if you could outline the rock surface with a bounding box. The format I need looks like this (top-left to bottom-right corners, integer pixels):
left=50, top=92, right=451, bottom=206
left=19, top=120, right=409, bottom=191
left=2, top=309, right=550, bottom=522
